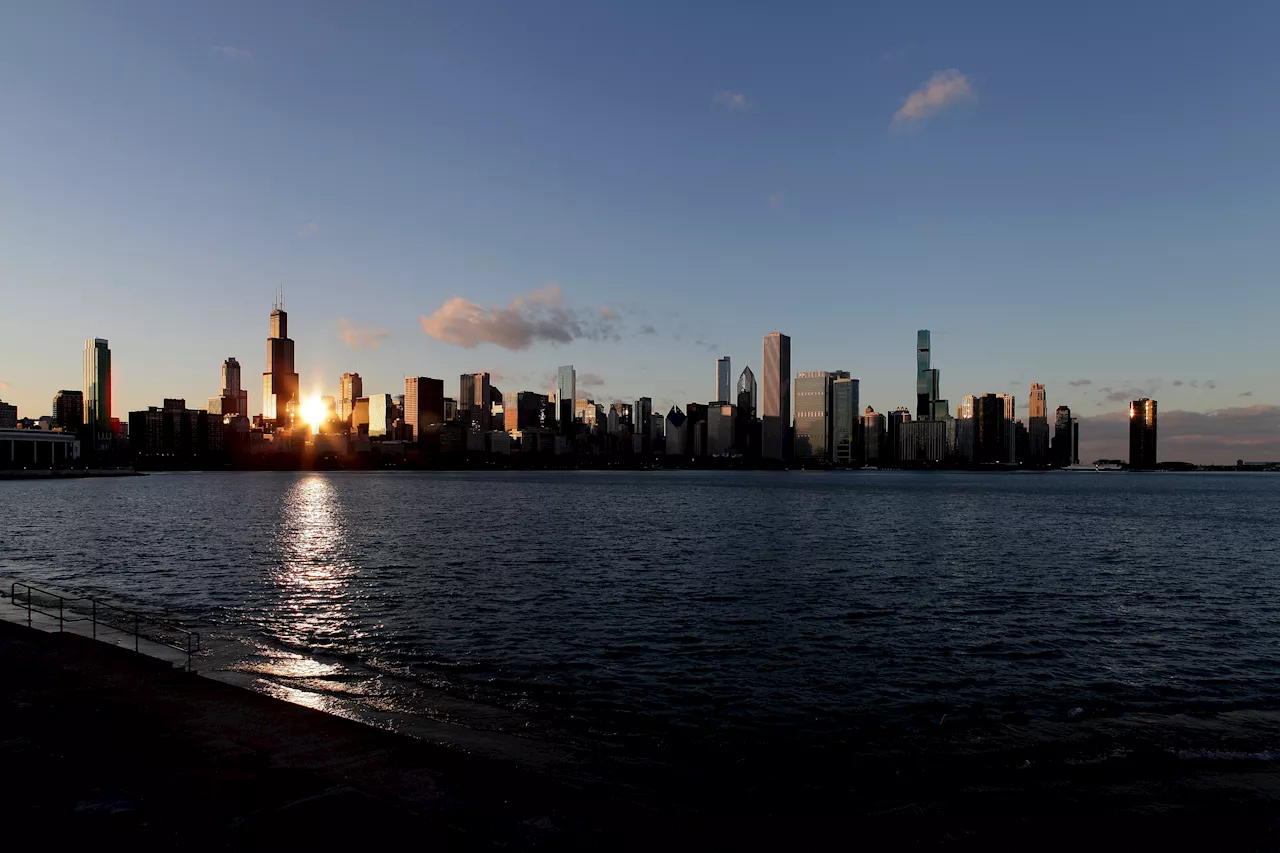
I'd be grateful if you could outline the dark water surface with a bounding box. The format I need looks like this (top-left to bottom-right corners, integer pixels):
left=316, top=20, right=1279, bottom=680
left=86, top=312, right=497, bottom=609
left=5, top=470, right=1280, bottom=812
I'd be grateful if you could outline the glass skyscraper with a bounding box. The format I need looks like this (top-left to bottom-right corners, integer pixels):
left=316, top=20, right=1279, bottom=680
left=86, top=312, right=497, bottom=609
left=831, top=372, right=859, bottom=464
left=83, top=337, right=111, bottom=432
left=262, top=303, right=299, bottom=426
left=916, top=330, right=935, bottom=420
left=715, top=356, right=732, bottom=404
left=794, top=371, right=832, bottom=460
left=1129, top=398, right=1157, bottom=469
left=557, top=365, right=576, bottom=434
left=736, top=366, right=757, bottom=417
left=761, top=333, right=791, bottom=460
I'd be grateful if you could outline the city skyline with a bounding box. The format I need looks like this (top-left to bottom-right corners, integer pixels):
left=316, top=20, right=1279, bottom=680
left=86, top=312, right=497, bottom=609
left=2, top=4, right=1278, bottom=463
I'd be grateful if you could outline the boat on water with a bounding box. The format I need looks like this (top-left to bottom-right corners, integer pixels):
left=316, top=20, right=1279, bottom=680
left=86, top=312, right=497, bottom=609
left=1064, top=461, right=1123, bottom=472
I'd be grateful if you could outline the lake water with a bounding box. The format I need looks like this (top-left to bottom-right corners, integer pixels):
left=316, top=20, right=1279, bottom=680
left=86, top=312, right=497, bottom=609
left=4, top=470, right=1280, bottom=813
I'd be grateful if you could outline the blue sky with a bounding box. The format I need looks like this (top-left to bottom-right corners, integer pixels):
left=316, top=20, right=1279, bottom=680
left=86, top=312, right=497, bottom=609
left=2, top=1, right=1278, bottom=460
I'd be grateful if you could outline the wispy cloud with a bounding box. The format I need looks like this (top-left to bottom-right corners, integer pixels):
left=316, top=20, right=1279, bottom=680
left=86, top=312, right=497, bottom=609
left=297, top=223, right=318, bottom=238
left=421, top=285, right=624, bottom=351
left=713, top=90, right=751, bottom=111
left=0, top=381, right=10, bottom=393
left=212, top=45, right=253, bottom=62
left=337, top=319, right=390, bottom=350
left=637, top=324, right=659, bottom=336
left=1239, top=391, right=1254, bottom=397
left=892, top=69, right=975, bottom=128
left=1173, top=380, right=1184, bottom=387
left=1068, top=379, right=1092, bottom=387
left=694, top=339, right=721, bottom=353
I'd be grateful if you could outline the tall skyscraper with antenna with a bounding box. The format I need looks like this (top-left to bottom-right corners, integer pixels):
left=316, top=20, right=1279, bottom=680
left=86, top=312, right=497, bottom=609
left=262, top=288, right=299, bottom=426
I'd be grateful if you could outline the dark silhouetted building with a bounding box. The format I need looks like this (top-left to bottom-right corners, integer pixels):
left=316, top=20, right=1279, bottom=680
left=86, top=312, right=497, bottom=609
left=130, top=398, right=224, bottom=467
left=794, top=371, right=832, bottom=461
left=715, top=356, right=732, bottom=404
left=557, top=365, right=576, bottom=434
left=460, top=372, right=492, bottom=433
left=339, top=372, right=363, bottom=423
left=1053, top=405, right=1077, bottom=466
left=832, top=372, right=859, bottom=465
left=887, top=407, right=911, bottom=463
left=262, top=301, right=299, bottom=426
left=405, top=377, right=445, bottom=443
left=209, top=358, right=249, bottom=417
left=973, top=393, right=1009, bottom=464
left=861, top=407, right=886, bottom=464
left=1129, top=398, right=1157, bottom=469
left=53, top=390, right=84, bottom=431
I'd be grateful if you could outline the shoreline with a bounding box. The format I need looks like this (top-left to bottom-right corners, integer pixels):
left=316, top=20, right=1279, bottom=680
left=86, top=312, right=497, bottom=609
left=0, top=468, right=145, bottom=480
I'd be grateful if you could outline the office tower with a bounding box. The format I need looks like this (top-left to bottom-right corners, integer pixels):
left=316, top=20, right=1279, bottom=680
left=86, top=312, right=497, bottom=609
left=1129, top=398, right=1157, bottom=469
left=339, top=373, right=363, bottom=422
left=860, top=407, right=886, bottom=464
left=831, top=373, right=860, bottom=464
left=404, top=377, right=445, bottom=442
left=634, top=397, right=653, bottom=436
left=996, top=393, right=1016, bottom=462
left=513, top=392, right=551, bottom=430
left=262, top=299, right=299, bottom=426
left=606, top=405, right=621, bottom=436
left=1053, top=406, right=1074, bottom=467
left=761, top=333, right=791, bottom=460
left=915, top=330, right=943, bottom=420
left=557, top=365, right=576, bottom=433
left=351, top=398, right=370, bottom=436
left=973, top=394, right=1006, bottom=464
left=685, top=403, right=708, bottom=457
left=716, top=356, right=732, bottom=404
left=0, top=400, right=15, bottom=429
left=736, top=366, right=757, bottom=418
left=1071, top=417, right=1080, bottom=465
left=665, top=407, right=687, bottom=456
left=707, top=404, right=738, bottom=455
left=1029, top=383, right=1046, bottom=419
left=52, top=390, right=84, bottom=431
left=898, top=420, right=948, bottom=463
left=490, top=387, right=504, bottom=432
left=367, top=393, right=395, bottom=437
left=83, top=337, right=112, bottom=432
left=886, top=407, right=911, bottom=463
left=957, top=395, right=975, bottom=420
left=209, top=358, right=249, bottom=417
left=459, top=372, right=492, bottom=432
left=794, top=371, right=833, bottom=461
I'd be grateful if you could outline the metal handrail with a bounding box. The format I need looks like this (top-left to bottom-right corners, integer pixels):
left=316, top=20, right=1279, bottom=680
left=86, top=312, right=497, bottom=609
left=9, top=581, right=201, bottom=671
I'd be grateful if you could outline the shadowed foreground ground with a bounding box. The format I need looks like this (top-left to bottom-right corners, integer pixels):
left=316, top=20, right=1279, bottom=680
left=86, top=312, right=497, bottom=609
left=3, top=619, right=1280, bottom=850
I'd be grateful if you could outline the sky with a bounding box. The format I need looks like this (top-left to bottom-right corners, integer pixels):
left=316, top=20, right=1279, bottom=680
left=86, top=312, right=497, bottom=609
left=2, top=1, right=1279, bottom=463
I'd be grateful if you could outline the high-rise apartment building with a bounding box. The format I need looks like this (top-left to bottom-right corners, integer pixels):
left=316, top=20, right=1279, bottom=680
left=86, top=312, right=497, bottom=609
left=340, top=373, right=363, bottom=422
left=794, top=371, right=832, bottom=460
left=404, top=377, right=444, bottom=442
left=52, top=390, right=84, bottom=431
left=715, top=356, right=732, bottom=404
left=557, top=365, right=576, bottom=433
left=997, top=393, right=1017, bottom=463
left=861, top=407, right=886, bottom=464
left=761, top=333, right=791, bottom=460
left=1129, top=398, right=1157, bottom=469
left=973, top=393, right=1007, bottom=464
left=887, top=407, right=912, bottom=463
left=0, top=400, right=16, bottom=429
left=83, top=337, right=112, bottom=432
left=262, top=301, right=299, bottom=426
left=831, top=372, right=859, bottom=464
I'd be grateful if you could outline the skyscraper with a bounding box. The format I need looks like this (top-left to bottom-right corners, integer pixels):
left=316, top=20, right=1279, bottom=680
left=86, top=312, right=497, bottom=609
left=52, top=390, right=84, bottom=431
left=794, top=371, right=832, bottom=460
left=83, top=337, right=111, bottom=432
left=340, top=372, right=363, bottom=422
left=997, top=393, right=1017, bottom=463
left=973, top=394, right=1006, bottom=464
left=761, top=333, right=791, bottom=460
left=405, top=377, right=445, bottom=442
left=209, top=358, right=249, bottom=417
left=1053, top=405, right=1076, bottom=467
left=861, top=406, right=886, bottom=464
left=887, top=406, right=912, bottom=463
left=1129, top=398, right=1158, bottom=469
left=557, top=365, right=576, bottom=433
left=459, top=372, right=492, bottom=432
left=634, top=397, right=653, bottom=438
left=736, top=366, right=757, bottom=417
left=916, top=330, right=941, bottom=421
left=715, top=356, right=732, bottom=404
left=262, top=300, right=299, bottom=426
left=831, top=372, right=859, bottom=465
left=1028, top=383, right=1049, bottom=466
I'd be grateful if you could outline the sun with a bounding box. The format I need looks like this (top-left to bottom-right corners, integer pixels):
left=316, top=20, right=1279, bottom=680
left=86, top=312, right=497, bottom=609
left=300, top=395, right=328, bottom=430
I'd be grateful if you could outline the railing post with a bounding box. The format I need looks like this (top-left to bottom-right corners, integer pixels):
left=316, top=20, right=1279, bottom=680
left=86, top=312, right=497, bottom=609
left=134, top=615, right=139, bottom=652
left=26, top=587, right=31, bottom=628
left=92, top=599, right=97, bottom=640
left=59, top=596, right=63, bottom=632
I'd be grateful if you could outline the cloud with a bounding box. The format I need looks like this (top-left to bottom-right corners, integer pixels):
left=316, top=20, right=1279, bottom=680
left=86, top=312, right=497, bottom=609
left=638, top=324, right=658, bottom=336
left=714, top=90, right=751, bottom=111
left=297, top=223, right=318, bottom=238
left=892, top=69, right=975, bottom=127
left=1078, top=405, right=1280, bottom=465
left=1097, top=386, right=1148, bottom=404
left=768, top=192, right=782, bottom=210
left=1068, top=379, right=1093, bottom=387
left=0, top=381, right=10, bottom=393
left=1173, top=380, right=1184, bottom=387
left=337, top=319, right=390, bottom=350
left=1239, top=391, right=1254, bottom=397
left=212, top=45, right=253, bottom=61
left=1205, top=380, right=1217, bottom=389
left=421, top=285, right=623, bottom=350
left=579, top=372, right=605, bottom=387
left=694, top=339, right=721, bottom=353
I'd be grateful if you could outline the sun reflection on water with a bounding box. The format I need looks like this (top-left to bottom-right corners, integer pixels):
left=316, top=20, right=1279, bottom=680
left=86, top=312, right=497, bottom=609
left=268, top=474, right=359, bottom=648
